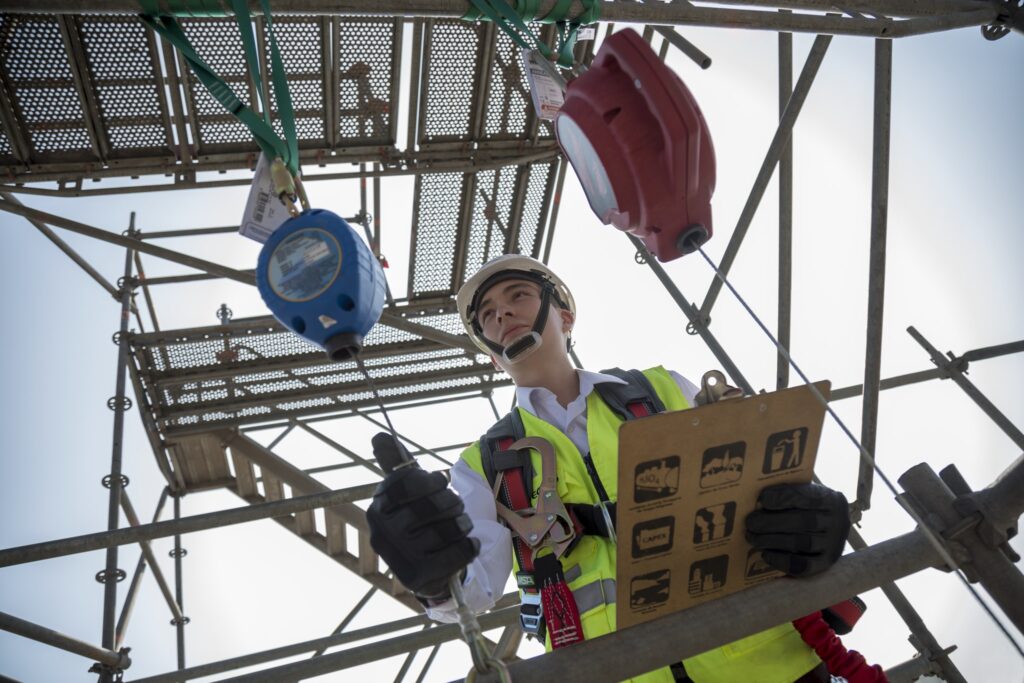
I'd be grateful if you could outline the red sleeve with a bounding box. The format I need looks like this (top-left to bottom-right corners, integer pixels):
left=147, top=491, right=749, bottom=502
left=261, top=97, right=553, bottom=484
left=792, top=611, right=888, bottom=683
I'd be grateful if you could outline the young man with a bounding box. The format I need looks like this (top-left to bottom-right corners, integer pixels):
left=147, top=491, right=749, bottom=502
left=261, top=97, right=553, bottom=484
left=368, top=255, right=875, bottom=683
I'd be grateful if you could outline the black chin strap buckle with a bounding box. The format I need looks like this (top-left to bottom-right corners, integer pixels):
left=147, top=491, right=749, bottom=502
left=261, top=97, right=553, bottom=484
left=503, top=331, right=542, bottom=362
left=481, top=282, right=557, bottom=362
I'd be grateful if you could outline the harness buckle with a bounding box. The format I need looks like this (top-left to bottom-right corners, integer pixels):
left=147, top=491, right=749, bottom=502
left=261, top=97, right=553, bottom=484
left=519, top=589, right=544, bottom=635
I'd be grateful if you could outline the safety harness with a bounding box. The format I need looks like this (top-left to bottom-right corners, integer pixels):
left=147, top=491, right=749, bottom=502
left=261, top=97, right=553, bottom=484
left=477, top=367, right=878, bottom=681
left=478, top=368, right=663, bottom=645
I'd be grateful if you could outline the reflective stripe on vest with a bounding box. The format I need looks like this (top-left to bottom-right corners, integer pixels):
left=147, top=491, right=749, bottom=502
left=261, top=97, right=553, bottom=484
left=460, top=366, right=822, bottom=683
left=574, top=577, right=616, bottom=614
left=564, top=564, right=616, bottom=614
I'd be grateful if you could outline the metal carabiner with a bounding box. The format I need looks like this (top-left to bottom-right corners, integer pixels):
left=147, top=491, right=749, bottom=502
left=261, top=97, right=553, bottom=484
left=492, top=436, right=577, bottom=558
left=269, top=156, right=309, bottom=217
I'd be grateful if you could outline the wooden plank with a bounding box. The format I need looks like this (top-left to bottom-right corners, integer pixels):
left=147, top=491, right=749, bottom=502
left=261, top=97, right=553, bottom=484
left=218, top=430, right=370, bottom=531
left=229, top=446, right=259, bottom=497
left=171, top=433, right=231, bottom=486
left=264, top=512, right=421, bottom=613
left=203, top=441, right=232, bottom=480
left=357, top=529, right=377, bottom=576
left=325, top=516, right=347, bottom=556
left=294, top=509, right=317, bottom=536
left=263, top=472, right=284, bottom=502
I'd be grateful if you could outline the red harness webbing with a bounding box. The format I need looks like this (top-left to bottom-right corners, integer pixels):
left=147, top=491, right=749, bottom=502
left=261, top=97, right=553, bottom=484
left=496, top=436, right=536, bottom=577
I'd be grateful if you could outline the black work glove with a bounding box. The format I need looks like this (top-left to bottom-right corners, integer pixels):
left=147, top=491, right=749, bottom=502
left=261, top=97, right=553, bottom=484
left=366, top=437, right=480, bottom=600
left=745, top=482, right=851, bottom=578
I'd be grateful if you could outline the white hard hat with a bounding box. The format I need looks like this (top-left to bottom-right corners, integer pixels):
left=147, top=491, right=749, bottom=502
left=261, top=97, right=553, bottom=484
left=456, top=254, right=576, bottom=357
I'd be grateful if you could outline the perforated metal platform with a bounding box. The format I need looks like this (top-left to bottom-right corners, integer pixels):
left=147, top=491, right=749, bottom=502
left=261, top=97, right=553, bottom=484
left=0, top=12, right=571, bottom=439
left=0, top=14, right=560, bottom=186
left=129, top=308, right=511, bottom=438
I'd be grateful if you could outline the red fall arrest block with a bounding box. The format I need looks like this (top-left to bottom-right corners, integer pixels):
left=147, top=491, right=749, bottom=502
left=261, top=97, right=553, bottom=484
left=555, top=28, right=716, bottom=262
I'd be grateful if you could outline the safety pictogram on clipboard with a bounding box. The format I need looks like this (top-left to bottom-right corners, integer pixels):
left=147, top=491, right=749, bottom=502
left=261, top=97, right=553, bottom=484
left=616, top=381, right=830, bottom=630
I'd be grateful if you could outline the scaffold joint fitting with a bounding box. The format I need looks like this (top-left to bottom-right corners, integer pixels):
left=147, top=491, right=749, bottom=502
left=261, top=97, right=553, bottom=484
left=88, top=646, right=132, bottom=680
left=102, top=474, right=129, bottom=490
left=95, top=568, right=127, bottom=584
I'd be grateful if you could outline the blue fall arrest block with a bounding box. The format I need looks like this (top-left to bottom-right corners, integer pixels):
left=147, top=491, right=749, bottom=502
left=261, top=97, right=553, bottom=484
left=256, top=209, right=386, bottom=361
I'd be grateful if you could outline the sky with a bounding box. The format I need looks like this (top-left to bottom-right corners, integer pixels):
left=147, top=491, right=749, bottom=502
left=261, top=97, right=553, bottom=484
left=1, top=12, right=1023, bottom=683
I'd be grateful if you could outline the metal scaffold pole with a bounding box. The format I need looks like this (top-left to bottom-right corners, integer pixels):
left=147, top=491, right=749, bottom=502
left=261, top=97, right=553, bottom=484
left=95, top=215, right=137, bottom=682
left=460, top=453, right=1024, bottom=682
left=172, top=495, right=187, bottom=670
left=0, top=1, right=1005, bottom=39
left=0, top=1, right=1018, bottom=680
left=0, top=485, right=380, bottom=567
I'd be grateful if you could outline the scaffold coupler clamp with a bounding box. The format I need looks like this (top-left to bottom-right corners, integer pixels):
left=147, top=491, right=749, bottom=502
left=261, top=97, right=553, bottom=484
left=939, top=463, right=1021, bottom=564
left=88, top=647, right=132, bottom=682
left=270, top=156, right=310, bottom=217
left=981, top=0, right=1022, bottom=40
left=894, top=460, right=1024, bottom=582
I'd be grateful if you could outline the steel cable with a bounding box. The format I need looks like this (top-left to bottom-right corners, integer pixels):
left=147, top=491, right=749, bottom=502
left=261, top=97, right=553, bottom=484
left=694, top=244, right=1024, bottom=657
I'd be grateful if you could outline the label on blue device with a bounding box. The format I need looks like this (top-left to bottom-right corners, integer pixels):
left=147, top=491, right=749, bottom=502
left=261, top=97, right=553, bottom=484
left=267, top=228, right=342, bottom=302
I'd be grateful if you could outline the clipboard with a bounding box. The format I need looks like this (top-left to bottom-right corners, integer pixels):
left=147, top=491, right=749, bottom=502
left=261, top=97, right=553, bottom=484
left=615, top=381, right=831, bottom=630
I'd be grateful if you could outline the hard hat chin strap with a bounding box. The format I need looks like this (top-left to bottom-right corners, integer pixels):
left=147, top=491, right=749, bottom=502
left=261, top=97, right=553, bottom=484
left=477, top=284, right=555, bottom=365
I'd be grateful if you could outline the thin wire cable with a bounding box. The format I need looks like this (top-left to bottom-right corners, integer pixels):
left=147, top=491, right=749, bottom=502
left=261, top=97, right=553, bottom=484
left=355, top=354, right=399, bottom=442
left=695, top=245, right=1024, bottom=657
left=354, top=355, right=501, bottom=675
left=694, top=247, right=899, bottom=498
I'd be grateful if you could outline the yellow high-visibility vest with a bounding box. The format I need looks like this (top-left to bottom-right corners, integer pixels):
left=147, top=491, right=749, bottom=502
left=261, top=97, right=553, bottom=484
left=461, top=366, right=822, bottom=683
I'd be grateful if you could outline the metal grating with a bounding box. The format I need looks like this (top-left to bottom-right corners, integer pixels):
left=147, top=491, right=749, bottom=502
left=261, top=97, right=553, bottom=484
left=0, top=14, right=91, bottom=157
left=464, top=166, right=519, bottom=281
left=483, top=29, right=532, bottom=140
left=77, top=15, right=171, bottom=155
left=409, top=160, right=558, bottom=299
left=180, top=17, right=258, bottom=151
left=421, top=20, right=484, bottom=142
left=335, top=17, right=399, bottom=144
left=0, top=13, right=559, bottom=198
left=262, top=16, right=326, bottom=144
left=410, top=171, right=469, bottom=296
left=131, top=312, right=505, bottom=436
left=518, top=160, right=554, bottom=256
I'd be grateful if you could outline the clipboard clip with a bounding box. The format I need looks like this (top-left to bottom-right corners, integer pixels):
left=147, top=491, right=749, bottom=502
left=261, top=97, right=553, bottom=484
left=695, top=369, right=744, bottom=407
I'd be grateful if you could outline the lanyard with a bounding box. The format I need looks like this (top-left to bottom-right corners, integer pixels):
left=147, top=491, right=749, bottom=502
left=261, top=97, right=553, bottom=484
left=464, top=0, right=601, bottom=69
left=138, top=0, right=300, bottom=178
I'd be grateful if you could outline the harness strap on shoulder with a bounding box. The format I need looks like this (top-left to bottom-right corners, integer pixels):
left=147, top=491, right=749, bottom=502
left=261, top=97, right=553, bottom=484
left=480, top=411, right=530, bottom=489
left=594, top=367, right=665, bottom=420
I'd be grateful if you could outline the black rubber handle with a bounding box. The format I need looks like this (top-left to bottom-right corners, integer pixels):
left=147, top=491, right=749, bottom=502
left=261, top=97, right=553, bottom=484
left=371, top=432, right=416, bottom=475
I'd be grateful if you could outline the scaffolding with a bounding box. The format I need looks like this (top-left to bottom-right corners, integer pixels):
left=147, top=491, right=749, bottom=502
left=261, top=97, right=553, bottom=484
left=0, top=1, right=1021, bottom=681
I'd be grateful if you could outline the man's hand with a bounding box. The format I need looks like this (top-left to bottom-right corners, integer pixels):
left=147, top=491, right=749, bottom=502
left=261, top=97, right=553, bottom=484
left=745, top=482, right=850, bottom=577
left=366, top=442, right=480, bottom=600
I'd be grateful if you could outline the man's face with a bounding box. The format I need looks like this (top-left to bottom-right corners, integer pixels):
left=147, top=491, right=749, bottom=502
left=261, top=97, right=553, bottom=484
left=475, top=279, right=545, bottom=347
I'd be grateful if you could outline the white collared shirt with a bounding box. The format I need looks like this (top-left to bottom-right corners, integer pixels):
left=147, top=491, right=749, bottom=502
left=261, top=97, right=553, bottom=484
left=425, top=369, right=698, bottom=623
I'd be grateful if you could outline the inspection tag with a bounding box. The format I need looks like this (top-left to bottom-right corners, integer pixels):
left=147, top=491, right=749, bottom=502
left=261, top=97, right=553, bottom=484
left=522, top=48, right=567, bottom=121
left=240, top=153, right=290, bottom=243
